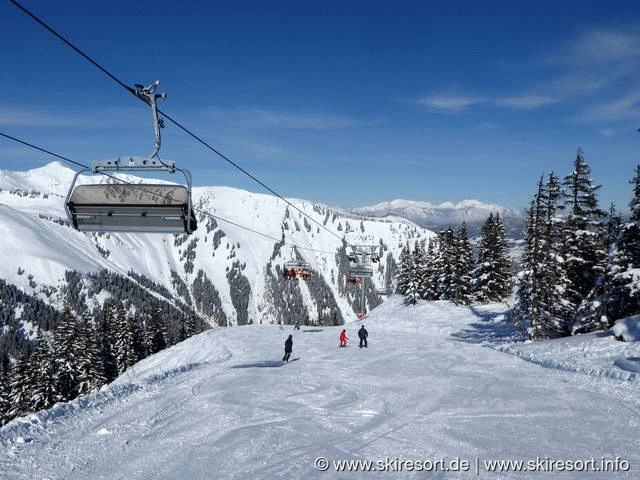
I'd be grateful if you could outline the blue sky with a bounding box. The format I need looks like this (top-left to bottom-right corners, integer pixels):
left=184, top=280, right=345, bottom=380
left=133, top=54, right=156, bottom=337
left=2, top=0, right=640, bottom=211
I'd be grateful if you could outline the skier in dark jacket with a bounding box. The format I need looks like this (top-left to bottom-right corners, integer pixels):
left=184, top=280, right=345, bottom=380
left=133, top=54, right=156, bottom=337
left=358, top=325, right=368, bottom=348
left=283, top=334, right=293, bottom=362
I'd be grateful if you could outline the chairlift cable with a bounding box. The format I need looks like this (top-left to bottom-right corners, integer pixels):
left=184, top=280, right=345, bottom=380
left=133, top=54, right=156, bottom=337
left=0, top=131, right=338, bottom=256
left=9, top=0, right=351, bottom=248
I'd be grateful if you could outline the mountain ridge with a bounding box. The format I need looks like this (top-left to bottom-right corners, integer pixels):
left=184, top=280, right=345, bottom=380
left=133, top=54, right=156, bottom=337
left=0, top=162, right=433, bottom=329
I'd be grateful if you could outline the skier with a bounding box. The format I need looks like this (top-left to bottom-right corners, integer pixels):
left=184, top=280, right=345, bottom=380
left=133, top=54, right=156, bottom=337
left=339, top=329, right=348, bottom=347
left=283, top=334, right=293, bottom=362
left=293, top=318, right=301, bottom=330
left=358, top=325, right=368, bottom=348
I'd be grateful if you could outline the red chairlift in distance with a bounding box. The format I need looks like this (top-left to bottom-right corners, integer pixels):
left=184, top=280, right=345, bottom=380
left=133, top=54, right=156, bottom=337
left=283, top=260, right=313, bottom=280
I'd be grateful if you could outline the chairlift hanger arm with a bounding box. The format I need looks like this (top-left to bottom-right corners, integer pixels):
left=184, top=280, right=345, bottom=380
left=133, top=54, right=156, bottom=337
left=134, top=81, right=166, bottom=161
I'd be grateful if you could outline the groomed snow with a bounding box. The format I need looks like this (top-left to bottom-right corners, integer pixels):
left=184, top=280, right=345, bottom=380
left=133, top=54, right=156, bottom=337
left=1, top=298, right=639, bottom=479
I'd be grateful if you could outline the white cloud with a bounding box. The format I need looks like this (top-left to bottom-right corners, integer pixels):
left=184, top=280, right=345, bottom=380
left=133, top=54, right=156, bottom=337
left=418, top=94, right=557, bottom=113
left=572, top=91, right=640, bottom=122
left=418, top=95, right=485, bottom=112
left=544, top=28, right=640, bottom=67
left=495, top=96, right=557, bottom=110
left=599, top=128, right=616, bottom=138
left=253, top=110, right=358, bottom=129
left=0, top=107, right=96, bottom=127
left=204, top=106, right=381, bottom=130
left=575, top=30, right=640, bottom=63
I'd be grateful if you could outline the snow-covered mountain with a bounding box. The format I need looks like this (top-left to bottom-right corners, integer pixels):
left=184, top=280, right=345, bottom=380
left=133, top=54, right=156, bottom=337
left=348, top=199, right=528, bottom=239
left=0, top=162, right=434, bottom=327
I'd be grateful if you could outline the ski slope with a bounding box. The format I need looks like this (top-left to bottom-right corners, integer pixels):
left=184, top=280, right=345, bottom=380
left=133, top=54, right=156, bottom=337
left=2, top=297, right=639, bottom=479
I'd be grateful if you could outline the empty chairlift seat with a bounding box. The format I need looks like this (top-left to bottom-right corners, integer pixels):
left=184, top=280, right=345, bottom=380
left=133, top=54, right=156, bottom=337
left=65, top=157, right=197, bottom=234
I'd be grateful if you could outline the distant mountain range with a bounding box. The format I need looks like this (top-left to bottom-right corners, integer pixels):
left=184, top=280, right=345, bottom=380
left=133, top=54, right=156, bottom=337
left=347, top=199, right=528, bottom=239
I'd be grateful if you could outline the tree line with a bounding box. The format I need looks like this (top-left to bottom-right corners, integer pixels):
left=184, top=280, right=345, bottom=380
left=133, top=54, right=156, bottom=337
left=395, top=149, right=640, bottom=341
left=0, top=278, right=208, bottom=427
left=396, top=212, right=512, bottom=306
left=514, top=149, right=640, bottom=339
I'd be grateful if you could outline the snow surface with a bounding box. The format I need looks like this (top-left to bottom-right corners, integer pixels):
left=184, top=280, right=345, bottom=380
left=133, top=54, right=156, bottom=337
left=2, top=297, right=639, bottom=479
left=612, top=316, right=640, bottom=342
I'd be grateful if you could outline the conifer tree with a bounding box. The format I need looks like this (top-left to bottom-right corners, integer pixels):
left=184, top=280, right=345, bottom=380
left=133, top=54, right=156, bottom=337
left=562, top=149, right=606, bottom=305
left=422, top=239, right=438, bottom=300
left=97, top=305, right=118, bottom=383
left=396, top=243, right=412, bottom=295
left=473, top=214, right=512, bottom=303
left=452, top=224, right=473, bottom=305
left=54, top=305, right=80, bottom=400
left=540, top=172, right=575, bottom=334
left=412, top=240, right=428, bottom=300
left=145, top=304, right=168, bottom=355
left=29, top=330, right=61, bottom=412
left=0, top=353, right=8, bottom=424
left=182, top=311, right=202, bottom=339
left=74, top=314, right=106, bottom=396
left=491, top=213, right=513, bottom=300
left=515, top=175, right=571, bottom=338
left=436, top=227, right=456, bottom=301
left=404, top=241, right=422, bottom=305
left=7, top=352, right=32, bottom=421
left=114, top=303, right=137, bottom=375
left=606, top=165, right=640, bottom=321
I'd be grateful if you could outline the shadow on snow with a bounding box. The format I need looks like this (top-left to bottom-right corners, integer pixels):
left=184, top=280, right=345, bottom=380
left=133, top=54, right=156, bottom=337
left=450, top=305, right=523, bottom=345
left=231, top=358, right=300, bottom=369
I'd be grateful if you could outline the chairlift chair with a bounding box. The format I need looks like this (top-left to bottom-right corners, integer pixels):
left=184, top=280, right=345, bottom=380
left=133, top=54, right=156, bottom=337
left=347, top=263, right=373, bottom=277
left=283, top=260, right=313, bottom=280
left=65, top=81, right=197, bottom=235
left=65, top=157, right=197, bottom=234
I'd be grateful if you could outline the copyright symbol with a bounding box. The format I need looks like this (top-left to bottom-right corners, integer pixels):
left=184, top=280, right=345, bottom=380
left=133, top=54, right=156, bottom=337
left=315, top=457, right=330, bottom=471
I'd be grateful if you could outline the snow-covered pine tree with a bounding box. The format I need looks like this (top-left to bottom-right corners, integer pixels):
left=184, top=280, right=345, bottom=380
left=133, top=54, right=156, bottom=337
left=422, top=238, right=438, bottom=300
left=472, top=213, right=494, bottom=303
left=435, top=227, right=456, bottom=301
left=452, top=223, right=473, bottom=305
left=145, top=303, right=168, bottom=355
left=384, top=252, right=398, bottom=295
left=74, top=313, right=106, bottom=396
left=0, top=353, right=8, bottom=424
left=562, top=149, right=606, bottom=308
left=181, top=311, right=203, bottom=340
left=515, top=175, right=571, bottom=339
left=606, top=165, right=640, bottom=321
left=606, top=203, right=622, bottom=246
left=396, top=243, right=412, bottom=296
left=412, top=240, right=428, bottom=300
left=28, top=329, right=61, bottom=412
left=114, top=303, right=138, bottom=375
left=97, top=305, right=118, bottom=383
left=472, top=214, right=512, bottom=303
left=404, top=241, right=422, bottom=305
left=54, top=305, right=81, bottom=401
left=515, top=177, right=545, bottom=337
left=492, top=213, right=513, bottom=300
left=6, top=352, right=32, bottom=421
left=540, top=172, right=575, bottom=335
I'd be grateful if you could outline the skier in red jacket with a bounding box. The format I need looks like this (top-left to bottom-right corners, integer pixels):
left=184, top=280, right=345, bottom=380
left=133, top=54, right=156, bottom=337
left=339, top=329, right=348, bottom=347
